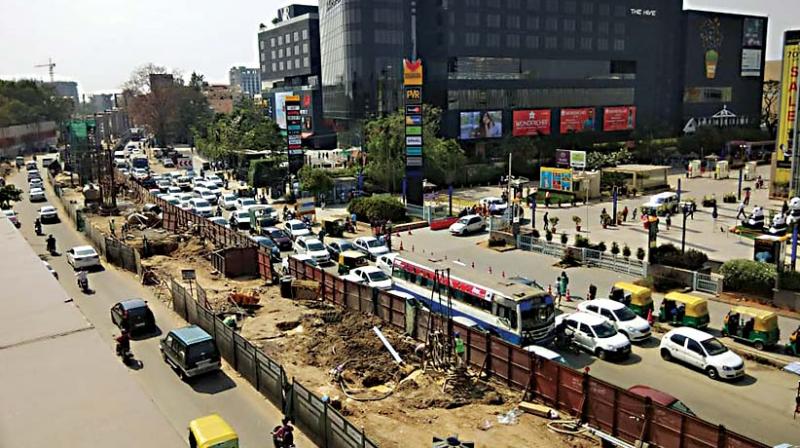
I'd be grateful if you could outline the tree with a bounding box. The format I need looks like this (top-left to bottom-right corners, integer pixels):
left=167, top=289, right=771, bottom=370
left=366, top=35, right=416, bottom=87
left=0, top=80, right=73, bottom=127
left=0, top=185, right=22, bottom=209
left=298, top=166, right=334, bottom=198
left=121, top=63, right=167, bottom=94
left=425, top=138, right=467, bottom=186
left=762, top=80, right=780, bottom=138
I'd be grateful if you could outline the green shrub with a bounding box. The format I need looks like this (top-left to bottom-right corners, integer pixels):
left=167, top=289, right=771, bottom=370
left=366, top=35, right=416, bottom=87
left=560, top=233, right=568, bottom=245
left=594, top=241, right=607, bottom=253
left=622, top=245, right=632, bottom=258
left=574, top=234, right=590, bottom=248
left=611, top=242, right=620, bottom=256
left=530, top=228, right=541, bottom=239
left=545, top=231, right=553, bottom=242
left=719, top=259, right=776, bottom=294
left=636, top=247, right=646, bottom=261
left=347, top=196, right=406, bottom=222
left=650, top=244, right=708, bottom=271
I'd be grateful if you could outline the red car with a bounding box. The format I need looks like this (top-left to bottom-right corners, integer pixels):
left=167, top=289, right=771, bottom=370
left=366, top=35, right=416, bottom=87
left=627, top=385, right=695, bottom=416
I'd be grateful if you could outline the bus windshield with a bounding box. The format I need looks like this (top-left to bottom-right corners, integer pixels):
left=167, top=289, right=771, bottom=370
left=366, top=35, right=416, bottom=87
left=520, top=304, right=553, bottom=330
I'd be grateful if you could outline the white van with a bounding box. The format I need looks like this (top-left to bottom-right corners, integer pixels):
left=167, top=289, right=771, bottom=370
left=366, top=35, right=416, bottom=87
left=643, top=192, right=679, bottom=213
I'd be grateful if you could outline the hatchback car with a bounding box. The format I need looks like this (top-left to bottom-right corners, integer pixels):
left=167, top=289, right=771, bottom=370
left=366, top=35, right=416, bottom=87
left=161, top=158, right=175, bottom=168
left=110, top=299, right=156, bottom=335
left=353, top=236, right=389, bottom=260
left=660, top=327, right=745, bottom=381
left=3, top=209, right=21, bottom=228
left=556, top=312, right=631, bottom=360
left=218, top=193, right=239, bottom=210
left=293, top=236, right=330, bottom=264
left=189, top=198, right=213, bottom=217
left=284, top=219, right=310, bottom=239
left=325, top=239, right=355, bottom=259
left=342, top=266, right=393, bottom=289
left=205, top=174, right=224, bottom=188
left=264, top=227, right=293, bottom=251
left=29, top=178, right=44, bottom=190
left=480, top=196, right=508, bottom=215
left=376, top=252, right=398, bottom=275
left=66, top=245, right=101, bottom=270
left=449, top=214, right=486, bottom=235
left=578, top=299, right=651, bottom=342
left=38, top=205, right=59, bottom=223
left=236, top=197, right=257, bottom=210
left=160, top=325, right=221, bottom=379
left=251, top=235, right=281, bottom=260
left=29, top=187, right=46, bottom=202
left=229, top=210, right=252, bottom=231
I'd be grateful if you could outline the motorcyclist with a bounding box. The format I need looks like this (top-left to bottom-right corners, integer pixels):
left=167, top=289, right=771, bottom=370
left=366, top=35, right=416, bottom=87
left=46, top=234, right=56, bottom=253
left=34, top=218, right=42, bottom=235
left=76, top=270, right=88, bottom=291
left=115, top=328, right=131, bottom=357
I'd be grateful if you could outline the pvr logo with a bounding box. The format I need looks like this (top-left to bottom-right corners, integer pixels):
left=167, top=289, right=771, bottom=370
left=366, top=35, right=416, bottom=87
left=406, top=88, right=421, bottom=103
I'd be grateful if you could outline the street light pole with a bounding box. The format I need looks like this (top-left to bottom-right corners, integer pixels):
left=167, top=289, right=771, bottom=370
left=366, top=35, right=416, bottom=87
left=681, top=205, right=689, bottom=253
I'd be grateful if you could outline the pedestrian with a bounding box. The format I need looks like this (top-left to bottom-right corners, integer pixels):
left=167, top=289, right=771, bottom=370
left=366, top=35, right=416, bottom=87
left=453, top=332, right=466, bottom=366
left=545, top=191, right=552, bottom=208
left=588, top=283, right=597, bottom=301
left=665, top=213, right=672, bottom=230
left=543, top=211, right=550, bottom=231
left=530, top=200, right=537, bottom=228
left=559, top=271, right=569, bottom=300
left=318, top=228, right=326, bottom=244
left=712, top=204, right=719, bottom=230
left=351, top=212, right=358, bottom=231
left=631, top=207, right=638, bottom=221
left=109, top=219, right=116, bottom=237
left=622, top=206, right=629, bottom=222
left=688, top=202, right=695, bottom=220
left=744, top=189, right=751, bottom=206
left=736, top=201, right=746, bottom=220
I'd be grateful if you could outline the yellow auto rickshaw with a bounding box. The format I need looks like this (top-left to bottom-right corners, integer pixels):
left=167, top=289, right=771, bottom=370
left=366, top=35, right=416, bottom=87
left=338, top=250, right=368, bottom=275
left=610, top=282, right=654, bottom=318
left=722, top=306, right=780, bottom=351
left=659, top=292, right=709, bottom=329
left=189, top=414, right=238, bottom=448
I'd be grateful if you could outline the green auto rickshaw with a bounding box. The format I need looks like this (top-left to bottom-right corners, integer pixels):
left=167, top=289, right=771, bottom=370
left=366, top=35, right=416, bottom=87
left=659, top=292, right=709, bottom=329
left=324, top=218, right=345, bottom=238
left=722, top=306, right=780, bottom=351
left=610, top=282, right=654, bottom=318
left=337, top=250, right=368, bottom=275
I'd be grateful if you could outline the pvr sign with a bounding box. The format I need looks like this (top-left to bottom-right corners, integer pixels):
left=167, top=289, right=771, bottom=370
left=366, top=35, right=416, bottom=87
left=405, top=88, right=422, bottom=103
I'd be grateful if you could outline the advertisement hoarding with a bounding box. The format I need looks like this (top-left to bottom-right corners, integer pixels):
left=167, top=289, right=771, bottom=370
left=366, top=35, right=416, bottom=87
left=570, top=151, right=587, bottom=169
left=539, top=167, right=573, bottom=192
left=403, top=59, right=423, bottom=86
left=274, top=91, right=294, bottom=130
left=560, top=108, right=595, bottom=134
left=512, top=109, right=551, bottom=136
left=603, top=106, right=637, bottom=131
left=459, top=111, right=503, bottom=139
left=773, top=31, right=800, bottom=195
left=555, top=149, right=570, bottom=167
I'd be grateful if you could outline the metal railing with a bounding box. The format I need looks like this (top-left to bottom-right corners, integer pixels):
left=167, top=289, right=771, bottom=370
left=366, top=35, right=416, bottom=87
left=517, top=234, right=648, bottom=277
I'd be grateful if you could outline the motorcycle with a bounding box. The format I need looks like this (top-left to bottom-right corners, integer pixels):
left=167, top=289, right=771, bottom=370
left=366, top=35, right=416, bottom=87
left=34, top=221, right=42, bottom=236
left=77, top=277, right=89, bottom=293
left=115, top=339, right=136, bottom=367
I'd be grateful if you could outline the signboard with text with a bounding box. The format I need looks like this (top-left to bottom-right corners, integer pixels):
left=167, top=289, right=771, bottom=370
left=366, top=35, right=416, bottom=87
left=603, top=106, right=637, bottom=131
left=539, top=167, right=573, bottom=192
left=560, top=108, right=595, bottom=134
left=512, top=109, right=551, bottom=136
left=404, top=58, right=424, bottom=204
left=285, top=95, right=303, bottom=174
left=570, top=151, right=586, bottom=169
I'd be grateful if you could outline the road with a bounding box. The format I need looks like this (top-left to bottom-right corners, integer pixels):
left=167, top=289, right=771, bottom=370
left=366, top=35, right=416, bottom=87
left=14, top=166, right=312, bottom=448
left=394, top=228, right=800, bottom=446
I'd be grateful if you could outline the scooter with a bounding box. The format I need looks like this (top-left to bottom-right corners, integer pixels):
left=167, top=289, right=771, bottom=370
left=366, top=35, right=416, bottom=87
left=115, top=341, right=136, bottom=367
left=77, top=277, right=90, bottom=293
left=34, top=222, right=43, bottom=236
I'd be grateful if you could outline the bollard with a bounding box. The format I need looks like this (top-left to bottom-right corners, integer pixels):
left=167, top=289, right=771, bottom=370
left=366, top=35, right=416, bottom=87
left=471, top=261, right=475, bottom=268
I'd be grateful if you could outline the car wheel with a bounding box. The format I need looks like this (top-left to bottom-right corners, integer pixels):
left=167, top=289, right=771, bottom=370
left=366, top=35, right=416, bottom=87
left=754, top=340, right=765, bottom=351
left=706, top=366, right=719, bottom=380
left=596, top=348, right=607, bottom=360
left=660, top=348, right=672, bottom=361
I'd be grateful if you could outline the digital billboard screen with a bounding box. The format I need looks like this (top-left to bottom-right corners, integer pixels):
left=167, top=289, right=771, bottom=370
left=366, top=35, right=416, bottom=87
left=459, top=111, right=503, bottom=139
left=560, top=108, right=595, bottom=134
left=512, top=109, right=551, bottom=136
left=603, top=106, right=637, bottom=132
left=274, top=91, right=293, bottom=130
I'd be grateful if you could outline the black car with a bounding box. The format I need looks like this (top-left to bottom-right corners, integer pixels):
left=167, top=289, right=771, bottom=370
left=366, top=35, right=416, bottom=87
left=111, top=299, right=156, bottom=335
left=326, top=239, right=355, bottom=260
left=265, top=227, right=293, bottom=251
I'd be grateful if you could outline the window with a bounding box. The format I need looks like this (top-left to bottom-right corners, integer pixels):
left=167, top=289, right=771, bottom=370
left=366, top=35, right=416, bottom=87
left=278, top=48, right=284, bottom=58
left=286, top=46, right=292, bottom=57
left=465, top=32, right=480, bottom=46
left=581, top=20, right=593, bottom=33
left=599, top=308, right=615, bottom=321
left=614, top=5, right=626, bottom=16
left=466, top=13, right=480, bottom=26
left=506, top=16, right=519, bottom=30
left=613, top=39, right=625, bottom=51
left=545, top=0, right=558, bottom=12
left=599, top=3, right=610, bottom=16
left=599, top=21, right=609, bottom=34
left=545, top=17, right=558, bottom=31
left=563, top=19, right=576, bottom=32
left=506, top=34, right=520, bottom=48
left=295, top=58, right=300, bottom=69
left=259, top=40, right=264, bottom=50
left=487, top=14, right=500, bottom=28
left=670, top=334, right=687, bottom=346
left=304, top=57, right=310, bottom=67
left=580, top=37, right=592, bottom=50
left=271, top=50, right=276, bottom=59
left=527, top=16, right=540, bottom=30
left=564, top=1, right=576, bottom=14
left=302, top=29, right=308, bottom=40
left=585, top=304, right=598, bottom=313
left=295, top=44, right=300, bottom=55
left=526, top=0, right=540, bottom=9
left=293, top=31, right=299, bottom=42
left=270, top=37, right=276, bottom=47
left=686, top=339, right=704, bottom=355
left=279, top=61, right=284, bottom=70
left=487, top=33, right=500, bottom=47
left=582, top=2, right=594, bottom=14
left=303, top=43, right=309, bottom=53
left=278, top=35, right=283, bottom=45
left=507, top=0, right=520, bottom=7
left=563, top=37, right=575, bottom=50
left=545, top=36, right=557, bottom=49
left=287, top=60, right=293, bottom=70
left=614, top=22, right=626, bottom=34
left=285, top=33, right=290, bottom=43
left=526, top=35, right=540, bottom=48
left=263, top=64, right=268, bottom=72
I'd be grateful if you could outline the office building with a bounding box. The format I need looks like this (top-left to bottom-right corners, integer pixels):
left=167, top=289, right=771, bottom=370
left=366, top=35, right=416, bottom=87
left=229, top=66, right=262, bottom=98
left=88, top=94, right=115, bottom=113
left=46, top=81, right=79, bottom=104
left=258, top=4, right=334, bottom=149
left=318, top=0, right=767, bottom=143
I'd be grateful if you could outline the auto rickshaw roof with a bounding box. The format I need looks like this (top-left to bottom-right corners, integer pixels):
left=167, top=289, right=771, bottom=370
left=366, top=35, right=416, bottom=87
left=614, top=282, right=651, bottom=296
left=731, top=306, right=778, bottom=321
left=189, top=414, right=237, bottom=445
left=664, top=292, right=706, bottom=306
left=340, top=250, right=367, bottom=259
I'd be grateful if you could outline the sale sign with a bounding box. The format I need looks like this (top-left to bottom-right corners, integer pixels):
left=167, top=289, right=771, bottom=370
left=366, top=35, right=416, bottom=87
left=512, top=109, right=551, bottom=136
left=603, top=106, right=637, bottom=132
left=560, top=108, right=595, bottom=134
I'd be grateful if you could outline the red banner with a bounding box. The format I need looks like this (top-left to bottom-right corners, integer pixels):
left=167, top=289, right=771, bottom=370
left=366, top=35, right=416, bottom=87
left=512, top=109, right=551, bottom=136
left=560, top=108, right=595, bottom=134
left=603, top=106, right=637, bottom=131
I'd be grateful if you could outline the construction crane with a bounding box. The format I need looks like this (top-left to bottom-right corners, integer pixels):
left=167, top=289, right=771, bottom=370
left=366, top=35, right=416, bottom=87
left=34, top=58, right=56, bottom=83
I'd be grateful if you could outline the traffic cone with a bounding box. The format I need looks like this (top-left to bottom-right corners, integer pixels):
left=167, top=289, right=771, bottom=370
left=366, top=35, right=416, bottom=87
left=488, top=266, right=493, bottom=274
left=399, top=240, right=404, bottom=251
left=646, top=308, right=654, bottom=325
left=565, top=289, right=572, bottom=302
left=502, top=270, right=505, bottom=278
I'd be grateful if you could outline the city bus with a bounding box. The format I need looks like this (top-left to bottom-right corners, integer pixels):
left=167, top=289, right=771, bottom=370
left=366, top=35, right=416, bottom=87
left=389, top=253, right=555, bottom=346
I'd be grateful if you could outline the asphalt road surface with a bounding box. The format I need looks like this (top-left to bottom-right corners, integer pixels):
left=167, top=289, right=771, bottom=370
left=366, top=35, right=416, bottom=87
left=395, top=229, right=800, bottom=446
left=13, top=167, right=312, bottom=448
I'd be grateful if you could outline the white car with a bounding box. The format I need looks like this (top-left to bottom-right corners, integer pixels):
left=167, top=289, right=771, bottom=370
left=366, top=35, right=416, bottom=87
left=29, top=187, right=46, bottom=202
left=479, top=197, right=508, bottom=214
left=29, top=178, right=44, bottom=190
left=353, top=236, right=389, bottom=259
left=208, top=216, right=229, bottom=228
left=189, top=198, right=213, bottom=217
left=284, top=219, right=310, bottom=239
left=132, top=168, right=149, bottom=180
left=218, top=193, right=239, bottom=210
left=38, top=205, right=59, bottom=223
left=229, top=210, right=252, bottom=230
left=343, top=266, right=394, bottom=290
left=192, top=187, right=217, bottom=204
left=449, top=214, right=486, bottom=235
left=205, top=175, right=224, bottom=188
left=577, top=299, right=651, bottom=342
left=556, top=312, right=631, bottom=360
left=174, top=176, right=192, bottom=191
left=660, top=327, right=745, bottom=381
left=166, top=186, right=182, bottom=195
left=66, top=245, right=101, bottom=270
left=236, top=197, right=257, bottom=210
left=162, top=195, right=181, bottom=207
left=376, top=252, right=398, bottom=275
left=197, top=181, right=222, bottom=198
left=293, top=237, right=330, bottom=264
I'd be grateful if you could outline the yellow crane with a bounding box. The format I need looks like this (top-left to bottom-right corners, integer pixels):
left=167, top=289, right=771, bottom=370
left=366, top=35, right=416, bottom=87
left=34, top=58, right=56, bottom=82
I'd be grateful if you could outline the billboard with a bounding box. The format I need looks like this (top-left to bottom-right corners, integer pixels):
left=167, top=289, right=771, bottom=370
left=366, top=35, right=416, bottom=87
left=274, top=91, right=294, bottom=130
left=512, top=109, right=551, bottom=136
left=403, top=59, right=423, bottom=86
left=742, top=18, right=765, bottom=47
left=570, top=151, right=586, bottom=169
left=459, top=111, right=503, bottom=139
left=560, top=108, right=595, bottom=134
left=539, top=167, right=573, bottom=192
left=603, top=106, right=637, bottom=131
left=555, top=149, right=570, bottom=167
left=773, top=31, right=800, bottom=195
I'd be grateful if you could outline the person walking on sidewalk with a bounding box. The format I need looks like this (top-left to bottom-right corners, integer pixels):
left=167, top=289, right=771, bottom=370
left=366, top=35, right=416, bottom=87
left=543, top=211, right=550, bottom=231
left=736, top=201, right=747, bottom=220
left=622, top=206, right=629, bottom=222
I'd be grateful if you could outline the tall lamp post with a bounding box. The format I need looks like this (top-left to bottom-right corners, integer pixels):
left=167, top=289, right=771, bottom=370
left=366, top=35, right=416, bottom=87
left=681, top=203, right=691, bottom=253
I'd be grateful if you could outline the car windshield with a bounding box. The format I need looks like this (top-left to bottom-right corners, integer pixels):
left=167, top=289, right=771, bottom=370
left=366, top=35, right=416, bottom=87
left=614, top=307, right=637, bottom=322
left=269, top=230, right=287, bottom=239
left=307, top=242, right=324, bottom=251
left=237, top=212, right=250, bottom=219
left=366, top=239, right=384, bottom=248
left=591, top=322, right=618, bottom=338
left=291, top=223, right=306, bottom=230
left=224, top=195, right=236, bottom=200
left=195, top=200, right=210, bottom=207
left=700, top=337, right=728, bottom=356
left=339, top=242, right=354, bottom=251
left=186, top=340, right=218, bottom=364
left=367, top=271, right=389, bottom=282
left=457, top=218, right=469, bottom=224
left=76, top=248, right=96, bottom=256
left=241, top=199, right=255, bottom=206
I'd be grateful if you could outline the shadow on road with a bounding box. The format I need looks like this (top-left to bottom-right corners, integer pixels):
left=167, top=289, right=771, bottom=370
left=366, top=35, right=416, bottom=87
left=131, top=325, right=163, bottom=341
left=636, top=337, right=660, bottom=349
left=729, top=374, right=758, bottom=387
left=616, top=352, right=643, bottom=366
left=190, top=371, right=237, bottom=394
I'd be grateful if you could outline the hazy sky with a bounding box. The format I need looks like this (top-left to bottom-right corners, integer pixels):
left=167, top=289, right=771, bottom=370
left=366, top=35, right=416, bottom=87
left=0, top=0, right=797, bottom=95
